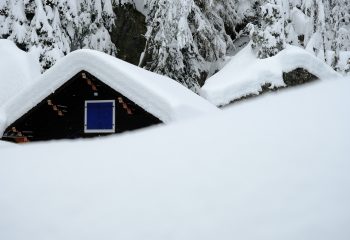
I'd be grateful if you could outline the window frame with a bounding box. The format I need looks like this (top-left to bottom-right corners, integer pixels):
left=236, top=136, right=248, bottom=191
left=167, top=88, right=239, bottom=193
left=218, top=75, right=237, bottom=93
left=84, top=100, right=116, bottom=133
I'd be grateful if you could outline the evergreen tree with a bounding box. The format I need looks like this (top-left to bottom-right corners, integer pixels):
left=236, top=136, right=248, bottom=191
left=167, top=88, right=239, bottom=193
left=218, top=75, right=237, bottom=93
left=56, top=0, right=78, bottom=48
left=141, top=0, right=202, bottom=92
left=0, top=0, right=30, bottom=50
left=193, top=0, right=239, bottom=62
left=300, top=0, right=327, bottom=60
left=141, top=0, right=243, bottom=91
left=250, top=0, right=286, bottom=58
left=328, top=0, right=350, bottom=72
left=75, top=0, right=116, bottom=55
left=30, top=0, right=61, bottom=70
left=1, top=0, right=116, bottom=71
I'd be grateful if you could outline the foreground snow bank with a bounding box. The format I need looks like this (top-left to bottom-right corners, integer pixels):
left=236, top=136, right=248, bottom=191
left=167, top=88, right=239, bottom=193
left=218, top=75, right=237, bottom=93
left=0, top=140, right=14, bottom=148
left=0, top=77, right=349, bottom=240
left=0, top=40, right=40, bottom=107
left=201, top=44, right=341, bottom=106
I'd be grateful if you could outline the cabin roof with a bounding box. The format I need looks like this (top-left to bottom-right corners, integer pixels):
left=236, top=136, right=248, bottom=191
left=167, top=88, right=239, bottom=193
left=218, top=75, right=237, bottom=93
left=0, top=49, right=219, bottom=135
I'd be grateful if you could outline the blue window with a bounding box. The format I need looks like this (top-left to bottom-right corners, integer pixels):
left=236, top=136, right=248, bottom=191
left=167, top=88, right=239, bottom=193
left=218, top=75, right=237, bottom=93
left=84, top=100, right=115, bottom=133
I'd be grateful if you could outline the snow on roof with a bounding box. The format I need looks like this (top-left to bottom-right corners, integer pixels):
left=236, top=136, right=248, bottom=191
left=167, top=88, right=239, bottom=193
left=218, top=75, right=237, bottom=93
left=0, top=39, right=40, bottom=108
left=0, top=49, right=218, bottom=134
left=201, top=43, right=341, bottom=106
left=0, top=77, right=349, bottom=239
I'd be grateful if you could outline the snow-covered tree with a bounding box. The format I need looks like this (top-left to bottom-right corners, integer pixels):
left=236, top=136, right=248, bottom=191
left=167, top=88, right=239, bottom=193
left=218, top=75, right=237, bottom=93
left=1, top=0, right=116, bottom=71
left=56, top=0, right=78, bottom=47
left=74, top=0, right=116, bottom=55
left=299, top=0, right=327, bottom=61
left=0, top=0, right=30, bottom=50
left=140, top=0, right=201, bottom=91
left=249, top=0, right=350, bottom=74
left=30, top=1, right=59, bottom=70
left=141, top=0, right=244, bottom=91
left=193, top=0, right=239, bottom=62
left=293, top=0, right=350, bottom=73
left=327, top=0, right=350, bottom=72
left=250, top=0, right=286, bottom=58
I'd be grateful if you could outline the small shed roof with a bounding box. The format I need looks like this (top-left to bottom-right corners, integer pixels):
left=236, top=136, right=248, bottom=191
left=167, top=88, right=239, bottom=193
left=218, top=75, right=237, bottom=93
left=0, top=49, right=219, bottom=135
left=201, top=44, right=341, bottom=106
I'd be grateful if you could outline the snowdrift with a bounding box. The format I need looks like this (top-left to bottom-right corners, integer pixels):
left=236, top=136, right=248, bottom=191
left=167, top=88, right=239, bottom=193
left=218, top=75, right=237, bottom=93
left=0, top=77, right=349, bottom=240
left=0, top=49, right=219, bottom=135
left=0, top=39, right=40, bottom=107
left=201, top=44, right=341, bottom=106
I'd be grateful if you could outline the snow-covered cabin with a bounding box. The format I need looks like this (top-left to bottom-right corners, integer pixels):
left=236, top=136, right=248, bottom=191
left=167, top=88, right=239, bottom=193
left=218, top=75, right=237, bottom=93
left=0, top=50, right=218, bottom=143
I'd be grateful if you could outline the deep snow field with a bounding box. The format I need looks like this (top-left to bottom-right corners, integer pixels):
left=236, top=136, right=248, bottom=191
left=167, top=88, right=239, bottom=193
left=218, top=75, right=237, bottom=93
left=0, top=76, right=349, bottom=240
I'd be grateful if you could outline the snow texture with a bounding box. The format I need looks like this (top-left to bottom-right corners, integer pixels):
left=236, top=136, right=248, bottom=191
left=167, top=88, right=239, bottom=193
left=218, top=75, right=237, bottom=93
left=0, top=39, right=40, bottom=107
left=0, top=76, right=349, bottom=240
left=201, top=43, right=341, bottom=106
left=131, top=0, right=147, bottom=15
left=0, top=49, right=219, bottom=135
left=0, top=139, right=14, bottom=148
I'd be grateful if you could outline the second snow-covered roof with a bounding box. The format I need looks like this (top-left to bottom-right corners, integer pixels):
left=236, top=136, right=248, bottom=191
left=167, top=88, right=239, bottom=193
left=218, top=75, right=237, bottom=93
left=0, top=49, right=219, bottom=134
left=201, top=44, right=341, bottom=106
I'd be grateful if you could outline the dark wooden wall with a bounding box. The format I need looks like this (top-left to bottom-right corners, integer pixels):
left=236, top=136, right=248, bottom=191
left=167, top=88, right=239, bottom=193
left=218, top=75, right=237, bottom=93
left=2, top=71, right=161, bottom=143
